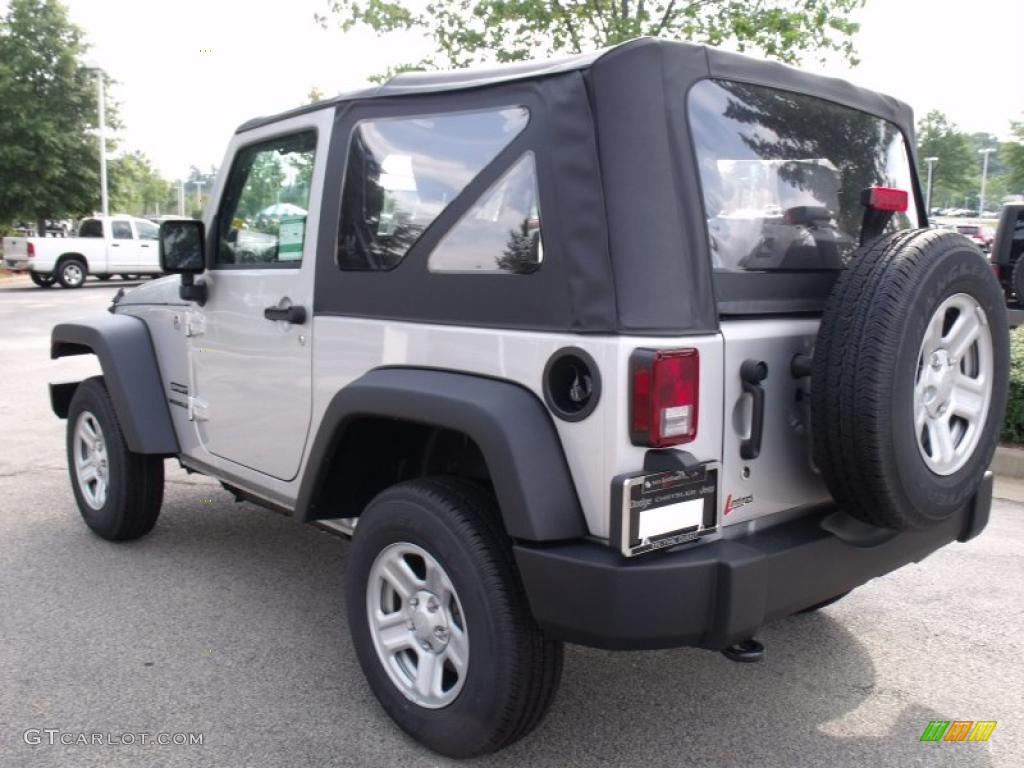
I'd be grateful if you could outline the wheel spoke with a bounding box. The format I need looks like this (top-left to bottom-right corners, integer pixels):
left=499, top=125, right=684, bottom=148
left=930, top=418, right=957, bottom=465
left=414, top=649, right=443, bottom=699
left=80, top=417, right=98, bottom=442
left=375, top=614, right=413, bottom=653
left=921, top=309, right=945, bottom=358
left=952, top=382, right=986, bottom=422
left=445, top=625, right=469, bottom=676
left=380, top=558, right=419, bottom=600
left=78, top=463, right=98, bottom=483
left=944, top=311, right=981, bottom=361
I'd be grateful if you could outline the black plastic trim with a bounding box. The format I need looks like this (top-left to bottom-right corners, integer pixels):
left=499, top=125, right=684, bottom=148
left=514, top=491, right=989, bottom=650
left=51, top=314, right=179, bottom=455
left=293, top=367, right=587, bottom=541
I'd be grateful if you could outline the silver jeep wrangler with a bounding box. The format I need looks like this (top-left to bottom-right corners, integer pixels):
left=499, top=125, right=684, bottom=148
left=50, top=38, right=1008, bottom=758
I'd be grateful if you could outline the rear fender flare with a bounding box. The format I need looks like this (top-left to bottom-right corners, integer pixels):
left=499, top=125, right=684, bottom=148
left=295, top=368, right=588, bottom=542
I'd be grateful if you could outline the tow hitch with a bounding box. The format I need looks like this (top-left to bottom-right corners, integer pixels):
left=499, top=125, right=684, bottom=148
left=722, top=638, right=765, bottom=663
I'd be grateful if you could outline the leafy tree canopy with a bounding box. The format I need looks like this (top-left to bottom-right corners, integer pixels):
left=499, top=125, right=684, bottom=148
left=0, top=0, right=116, bottom=229
left=1005, top=117, right=1024, bottom=193
left=318, top=0, right=867, bottom=72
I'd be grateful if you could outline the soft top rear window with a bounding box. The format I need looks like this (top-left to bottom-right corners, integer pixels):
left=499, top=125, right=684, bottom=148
left=689, top=79, right=919, bottom=273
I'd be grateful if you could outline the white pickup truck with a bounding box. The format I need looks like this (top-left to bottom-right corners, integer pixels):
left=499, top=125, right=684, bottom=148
left=2, top=215, right=164, bottom=288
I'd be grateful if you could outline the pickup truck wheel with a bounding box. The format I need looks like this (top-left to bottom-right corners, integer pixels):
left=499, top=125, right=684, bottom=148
left=57, top=258, right=87, bottom=288
left=346, top=477, right=563, bottom=758
left=812, top=230, right=1009, bottom=530
left=29, top=273, right=55, bottom=288
left=66, top=377, right=164, bottom=540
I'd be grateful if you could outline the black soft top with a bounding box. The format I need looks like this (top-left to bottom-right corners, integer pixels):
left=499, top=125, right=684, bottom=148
left=237, top=37, right=914, bottom=138
left=248, top=38, right=922, bottom=334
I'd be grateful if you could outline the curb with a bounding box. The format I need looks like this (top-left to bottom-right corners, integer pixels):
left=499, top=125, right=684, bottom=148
left=992, top=445, right=1024, bottom=479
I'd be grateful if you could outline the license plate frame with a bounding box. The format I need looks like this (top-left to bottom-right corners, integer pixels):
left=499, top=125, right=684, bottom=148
left=610, top=463, right=719, bottom=557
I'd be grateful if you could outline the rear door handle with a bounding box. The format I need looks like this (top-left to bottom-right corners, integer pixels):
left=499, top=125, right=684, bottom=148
left=263, top=305, right=307, bottom=324
left=739, top=360, right=768, bottom=460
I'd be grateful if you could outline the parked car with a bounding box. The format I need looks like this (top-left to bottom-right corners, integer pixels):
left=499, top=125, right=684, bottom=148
left=989, top=203, right=1024, bottom=304
left=2, top=216, right=163, bottom=288
left=48, top=38, right=1008, bottom=758
left=954, top=223, right=994, bottom=252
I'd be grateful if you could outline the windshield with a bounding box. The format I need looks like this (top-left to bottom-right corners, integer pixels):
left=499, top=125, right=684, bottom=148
left=689, top=79, right=919, bottom=272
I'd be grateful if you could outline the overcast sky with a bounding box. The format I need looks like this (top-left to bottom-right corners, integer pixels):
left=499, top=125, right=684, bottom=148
left=10, top=0, right=1023, bottom=179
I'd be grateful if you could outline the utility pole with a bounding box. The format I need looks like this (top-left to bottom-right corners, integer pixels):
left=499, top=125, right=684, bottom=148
left=924, top=157, right=938, bottom=214
left=979, top=148, right=996, bottom=216
left=85, top=64, right=109, bottom=217
left=178, top=180, right=185, bottom=216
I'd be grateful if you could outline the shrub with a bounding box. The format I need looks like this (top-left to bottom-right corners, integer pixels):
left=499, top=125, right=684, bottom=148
left=1002, top=328, right=1024, bottom=444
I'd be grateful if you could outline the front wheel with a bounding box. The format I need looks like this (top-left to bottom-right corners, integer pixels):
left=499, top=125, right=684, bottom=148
left=30, top=272, right=55, bottom=288
left=346, top=478, right=563, bottom=758
left=66, top=377, right=164, bottom=540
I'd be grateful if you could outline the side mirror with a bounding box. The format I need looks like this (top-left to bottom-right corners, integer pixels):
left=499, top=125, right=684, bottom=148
left=159, top=220, right=207, bottom=305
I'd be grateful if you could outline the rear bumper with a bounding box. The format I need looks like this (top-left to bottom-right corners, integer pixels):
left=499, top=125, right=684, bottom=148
left=4, top=258, right=30, bottom=272
left=514, top=473, right=992, bottom=651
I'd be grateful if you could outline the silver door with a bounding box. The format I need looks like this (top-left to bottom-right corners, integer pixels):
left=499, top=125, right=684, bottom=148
left=187, top=114, right=329, bottom=482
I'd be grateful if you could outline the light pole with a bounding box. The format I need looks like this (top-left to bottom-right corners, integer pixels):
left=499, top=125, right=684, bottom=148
left=979, top=148, right=996, bottom=217
left=924, top=156, right=938, bottom=214
left=85, top=63, right=109, bottom=217
left=177, top=180, right=185, bottom=216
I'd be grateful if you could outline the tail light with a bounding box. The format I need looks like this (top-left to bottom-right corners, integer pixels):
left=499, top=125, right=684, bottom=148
left=629, top=348, right=699, bottom=447
left=27, top=242, right=35, bottom=258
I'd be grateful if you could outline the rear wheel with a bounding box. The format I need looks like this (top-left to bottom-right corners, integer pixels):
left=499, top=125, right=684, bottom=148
left=346, top=478, right=563, bottom=758
left=812, top=230, right=1008, bottom=530
left=66, top=377, right=164, bottom=540
left=30, top=272, right=55, bottom=288
left=57, top=258, right=86, bottom=288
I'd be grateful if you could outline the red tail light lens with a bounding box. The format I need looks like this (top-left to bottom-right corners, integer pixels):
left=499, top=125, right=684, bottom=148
left=27, top=242, right=35, bottom=258
left=863, top=186, right=908, bottom=212
left=630, top=348, right=699, bottom=447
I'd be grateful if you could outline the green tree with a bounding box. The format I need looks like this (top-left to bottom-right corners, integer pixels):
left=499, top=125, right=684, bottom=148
left=916, top=110, right=975, bottom=210
left=1005, top=117, right=1024, bottom=195
left=318, top=0, right=867, bottom=71
left=109, top=151, right=171, bottom=216
left=0, top=0, right=113, bottom=233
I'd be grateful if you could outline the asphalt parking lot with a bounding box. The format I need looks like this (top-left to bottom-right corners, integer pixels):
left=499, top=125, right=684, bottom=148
left=1, top=274, right=1022, bottom=768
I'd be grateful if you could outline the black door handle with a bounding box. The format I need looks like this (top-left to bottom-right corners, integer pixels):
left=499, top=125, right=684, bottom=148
left=263, top=305, right=307, bottom=324
left=739, top=360, right=768, bottom=460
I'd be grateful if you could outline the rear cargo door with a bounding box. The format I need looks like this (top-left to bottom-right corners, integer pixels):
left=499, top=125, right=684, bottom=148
left=719, top=318, right=830, bottom=526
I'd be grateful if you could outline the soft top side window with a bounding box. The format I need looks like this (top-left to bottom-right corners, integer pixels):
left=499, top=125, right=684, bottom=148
left=428, top=152, right=542, bottom=274
left=337, top=107, right=529, bottom=271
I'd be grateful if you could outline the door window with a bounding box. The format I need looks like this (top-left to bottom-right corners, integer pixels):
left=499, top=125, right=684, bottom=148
left=111, top=221, right=133, bottom=240
left=215, top=131, right=317, bottom=267
left=135, top=219, right=159, bottom=240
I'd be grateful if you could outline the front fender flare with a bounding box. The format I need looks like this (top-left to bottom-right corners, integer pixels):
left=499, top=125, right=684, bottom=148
left=51, top=313, right=178, bottom=455
left=295, top=368, right=588, bottom=542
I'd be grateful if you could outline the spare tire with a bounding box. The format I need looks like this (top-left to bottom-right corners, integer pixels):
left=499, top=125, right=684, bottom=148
left=812, top=230, right=1008, bottom=530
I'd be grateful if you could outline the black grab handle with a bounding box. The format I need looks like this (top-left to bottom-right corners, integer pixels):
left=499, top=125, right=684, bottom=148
left=263, top=305, right=307, bottom=324
left=739, top=359, right=768, bottom=460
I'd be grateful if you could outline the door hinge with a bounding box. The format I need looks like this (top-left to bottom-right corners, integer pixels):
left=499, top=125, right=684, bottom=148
left=187, top=395, right=209, bottom=422
left=185, top=311, right=206, bottom=337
